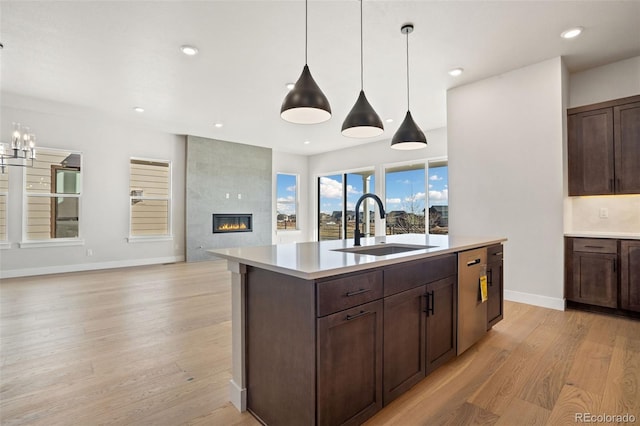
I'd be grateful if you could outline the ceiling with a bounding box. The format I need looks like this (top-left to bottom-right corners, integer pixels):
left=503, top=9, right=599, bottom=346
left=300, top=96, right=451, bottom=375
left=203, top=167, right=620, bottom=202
left=1, top=1, right=639, bottom=155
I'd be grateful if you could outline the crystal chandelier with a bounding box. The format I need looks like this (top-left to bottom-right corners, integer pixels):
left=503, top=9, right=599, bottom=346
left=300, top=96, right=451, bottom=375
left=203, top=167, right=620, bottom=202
left=0, top=122, right=37, bottom=173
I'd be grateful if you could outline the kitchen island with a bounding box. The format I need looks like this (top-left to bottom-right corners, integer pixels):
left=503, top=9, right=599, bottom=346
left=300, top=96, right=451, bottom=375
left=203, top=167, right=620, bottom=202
left=209, top=233, right=506, bottom=425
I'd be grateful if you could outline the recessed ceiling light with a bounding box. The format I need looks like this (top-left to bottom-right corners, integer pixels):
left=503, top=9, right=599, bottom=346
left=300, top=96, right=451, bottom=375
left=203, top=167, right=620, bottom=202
left=304, top=140, right=311, bottom=145
left=180, top=45, right=199, bottom=56
left=448, top=67, right=464, bottom=77
left=133, top=106, right=144, bottom=113
left=285, top=83, right=295, bottom=90
left=214, top=123, right=223, bottom=128
left=385, top=118, right=394, bottom=123
left=561, top=27, right=583, bottom=39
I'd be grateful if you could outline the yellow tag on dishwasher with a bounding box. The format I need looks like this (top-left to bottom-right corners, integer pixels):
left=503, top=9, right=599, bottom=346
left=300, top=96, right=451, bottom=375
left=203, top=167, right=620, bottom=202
left=480, top=275, right=488, bottom=302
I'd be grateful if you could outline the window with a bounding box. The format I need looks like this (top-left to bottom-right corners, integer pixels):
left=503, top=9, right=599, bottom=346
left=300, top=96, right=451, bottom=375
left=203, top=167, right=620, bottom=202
left=276, top=173, right=298, bottom=230
left=129, top=159, right=171, bottom=238
left=318, top=170, right=375, bottom=241
left=24, top=149, right=82, bottom=241
left=427, top=161, right=448, bottom=234
left=385, top=163, right=426, bottom=235
left=0, top=171, right=7, bottom=242
left=384, top=160, right=449, bottom=236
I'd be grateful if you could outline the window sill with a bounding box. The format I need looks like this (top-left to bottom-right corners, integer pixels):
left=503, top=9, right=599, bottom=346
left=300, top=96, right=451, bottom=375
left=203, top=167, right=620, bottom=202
left=0, top=242, right=12, bottom=250
left=19, top=239, right=85, bottom=248
left=276, top=229, right=301, bottom=233
left=127, top=235, right=173, bottom=244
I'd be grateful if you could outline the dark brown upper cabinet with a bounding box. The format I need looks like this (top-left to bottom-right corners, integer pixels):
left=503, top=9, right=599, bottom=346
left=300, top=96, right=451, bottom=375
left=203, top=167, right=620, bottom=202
left=568, top=95, right=640, bottom=196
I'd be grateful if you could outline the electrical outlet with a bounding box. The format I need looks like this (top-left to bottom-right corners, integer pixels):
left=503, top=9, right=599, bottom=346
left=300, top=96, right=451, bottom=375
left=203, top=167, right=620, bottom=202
left=599, top=207, right=609, bottom=219
left=86, top=249, right=93, bottom=256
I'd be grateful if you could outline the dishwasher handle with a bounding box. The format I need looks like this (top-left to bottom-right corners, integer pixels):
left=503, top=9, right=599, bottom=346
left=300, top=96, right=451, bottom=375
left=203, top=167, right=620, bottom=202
left=466, top=258, right=482, bottom=267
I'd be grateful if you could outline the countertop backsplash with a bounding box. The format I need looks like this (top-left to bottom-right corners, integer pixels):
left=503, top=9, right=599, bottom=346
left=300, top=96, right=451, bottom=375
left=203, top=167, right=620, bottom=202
left=566, top=194, right=640, bottom=238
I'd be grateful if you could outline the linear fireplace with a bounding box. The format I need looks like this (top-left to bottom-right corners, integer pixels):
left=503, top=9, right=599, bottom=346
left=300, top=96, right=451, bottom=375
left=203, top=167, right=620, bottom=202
left=213, top=213, right=253, bottom=233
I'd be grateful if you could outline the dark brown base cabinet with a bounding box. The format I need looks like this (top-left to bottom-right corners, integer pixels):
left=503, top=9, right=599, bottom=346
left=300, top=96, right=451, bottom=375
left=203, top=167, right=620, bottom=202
left=621, top=240, right=640, bottom=312
left=246, top=250, right=500, bottom=425
left=487, top=244, right=504, bottom=329
left=565, top=237, right=640, bottom=317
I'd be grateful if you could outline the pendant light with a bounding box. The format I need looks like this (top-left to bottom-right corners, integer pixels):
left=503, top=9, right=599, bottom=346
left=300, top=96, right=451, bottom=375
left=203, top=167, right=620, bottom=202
left=391, top=24, right=427, bottom=150
left=281, top=0, right=331, bottom=124
left=341, top=0, right=383, bottom=138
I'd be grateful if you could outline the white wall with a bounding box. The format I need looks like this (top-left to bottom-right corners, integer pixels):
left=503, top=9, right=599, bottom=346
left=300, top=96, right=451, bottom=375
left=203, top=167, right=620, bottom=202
left=569, top=56, right=640, bottom=108
left=566, top=56, right=640, bottom=235
left=272, top=151, right=311, bottom=243
left=447, top=57, right=566, bottom=310
left=0, top=93, right=185, bottom=278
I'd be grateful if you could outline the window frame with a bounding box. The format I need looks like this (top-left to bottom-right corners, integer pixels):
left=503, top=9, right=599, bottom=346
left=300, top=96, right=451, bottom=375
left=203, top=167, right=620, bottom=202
left=316, top=167, right=376, bottom=241
left=127, top=157, right=173, bottom=243
left=275, top=173, right=299, bottom=232
left=19, top=147, right=84, bottom=248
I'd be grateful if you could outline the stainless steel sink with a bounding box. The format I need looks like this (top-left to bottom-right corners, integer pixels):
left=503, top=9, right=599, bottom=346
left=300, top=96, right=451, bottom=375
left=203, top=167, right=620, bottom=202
left=332, top=243, right=437, bottom=256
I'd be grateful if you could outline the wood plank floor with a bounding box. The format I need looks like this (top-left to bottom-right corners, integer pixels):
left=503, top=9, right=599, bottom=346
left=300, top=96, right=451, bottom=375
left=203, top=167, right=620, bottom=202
left=1, top=260, right=638, bottom=425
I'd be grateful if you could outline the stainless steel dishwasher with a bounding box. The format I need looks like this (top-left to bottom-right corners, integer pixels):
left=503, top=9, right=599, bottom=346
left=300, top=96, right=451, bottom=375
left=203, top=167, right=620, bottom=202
left=457, top=247, right=488, bottom=355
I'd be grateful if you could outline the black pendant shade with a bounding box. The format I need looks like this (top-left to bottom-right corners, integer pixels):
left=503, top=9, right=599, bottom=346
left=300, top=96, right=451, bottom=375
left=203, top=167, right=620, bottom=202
left=281, top=64, right=332, bottom=124
left=342, top=90, right=384, bottom=138
left=391, top=23, right=427, bottom=150
left=391, top=110, right=427, bottom=150
left=342, top=0, right=383, bottom=138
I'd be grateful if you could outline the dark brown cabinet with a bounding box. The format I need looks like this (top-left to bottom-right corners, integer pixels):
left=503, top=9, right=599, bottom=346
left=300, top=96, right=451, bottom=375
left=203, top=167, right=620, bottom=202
left=244, top=249, right=501, bottom=425
left=566, top=237, right=640, bottom=317
left=383, top=286, right=425, bottom=404
left=317, top=300, right=383, bottom=426
left=621, top=240, right=640, bottom=312
left=486, top=244, right=504, bottom=329
left=425, top=276, right=457, bottom=374
left=382, top=255, right=457, bottom=405
left=565, top=238, right=618, bottom=308
left=567, top=95, right=640, bottom=196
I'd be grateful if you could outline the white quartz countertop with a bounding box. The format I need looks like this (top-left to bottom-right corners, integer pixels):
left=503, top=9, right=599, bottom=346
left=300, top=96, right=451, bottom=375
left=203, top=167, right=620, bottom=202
left=208, top=234, right=507, bottom=280
left=565, top=232, right=640, bottom=240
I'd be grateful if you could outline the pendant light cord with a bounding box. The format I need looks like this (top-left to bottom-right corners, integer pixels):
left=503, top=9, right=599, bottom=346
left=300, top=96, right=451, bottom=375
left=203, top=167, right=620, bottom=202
left=406, top=28, right=410, bottom=110
left=305, top=0, right=308, bottom=65
left=360, top=0, right=364, bottom=90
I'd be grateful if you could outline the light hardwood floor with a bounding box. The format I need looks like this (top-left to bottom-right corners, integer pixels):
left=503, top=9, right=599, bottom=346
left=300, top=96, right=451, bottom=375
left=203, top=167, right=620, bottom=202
left=1, top=260, right=638, bottom=425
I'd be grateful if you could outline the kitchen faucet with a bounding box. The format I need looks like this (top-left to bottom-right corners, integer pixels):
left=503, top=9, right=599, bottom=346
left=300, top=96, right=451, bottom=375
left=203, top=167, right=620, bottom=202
left=353, top=193, right=386, bottom=246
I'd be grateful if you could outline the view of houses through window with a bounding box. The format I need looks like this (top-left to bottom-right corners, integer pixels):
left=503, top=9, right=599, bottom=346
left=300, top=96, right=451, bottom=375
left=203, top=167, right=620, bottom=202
left=25, top=149, right=82, bottom=240
left=130, top=159, right=171, bottom=237
left=318, top=171, right=376, bottom=241
left=318, top=161, right=448, bottom=241
left=276, top=173, right=298, bottom=230
left=385, top=161, right=448, bottom=235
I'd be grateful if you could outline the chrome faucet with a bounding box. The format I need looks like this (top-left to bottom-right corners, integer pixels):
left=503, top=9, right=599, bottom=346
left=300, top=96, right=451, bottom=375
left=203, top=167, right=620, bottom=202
left=354, top=193, right=386, bottom=246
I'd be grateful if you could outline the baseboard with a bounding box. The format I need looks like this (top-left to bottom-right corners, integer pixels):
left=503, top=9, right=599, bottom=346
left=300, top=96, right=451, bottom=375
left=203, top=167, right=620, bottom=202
left=229, top=379, right=247, bottom=412
left=0, top=255, right=185, bottom=279
left=504, top=289, right=565, bottom=311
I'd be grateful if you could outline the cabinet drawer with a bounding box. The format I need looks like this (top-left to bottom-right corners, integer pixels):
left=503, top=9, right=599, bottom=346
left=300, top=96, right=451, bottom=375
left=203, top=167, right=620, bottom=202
left=573, top=238, right=617, bottom=254
left=317, top=271, right=383, bottom=317
left=487, top=244, right=504, bottom=261
left=384, top=254, right=456, bottom=297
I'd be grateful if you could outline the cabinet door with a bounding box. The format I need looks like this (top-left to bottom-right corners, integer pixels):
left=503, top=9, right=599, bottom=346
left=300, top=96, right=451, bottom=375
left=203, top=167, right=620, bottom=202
left=317, top=300, right=383, bottom=426
left=621, top=241, right=640, bottom=312
left=425, top=275, right=457, bottom=374
left=383, top=285, right=426, bottom=405
left=568, top=108, right=615, bottom=195
left=570, top=252, right=618, bottom=308
left=487, top=260, right=504, bottom=329
left=614, top=102, right=640, bottom=194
